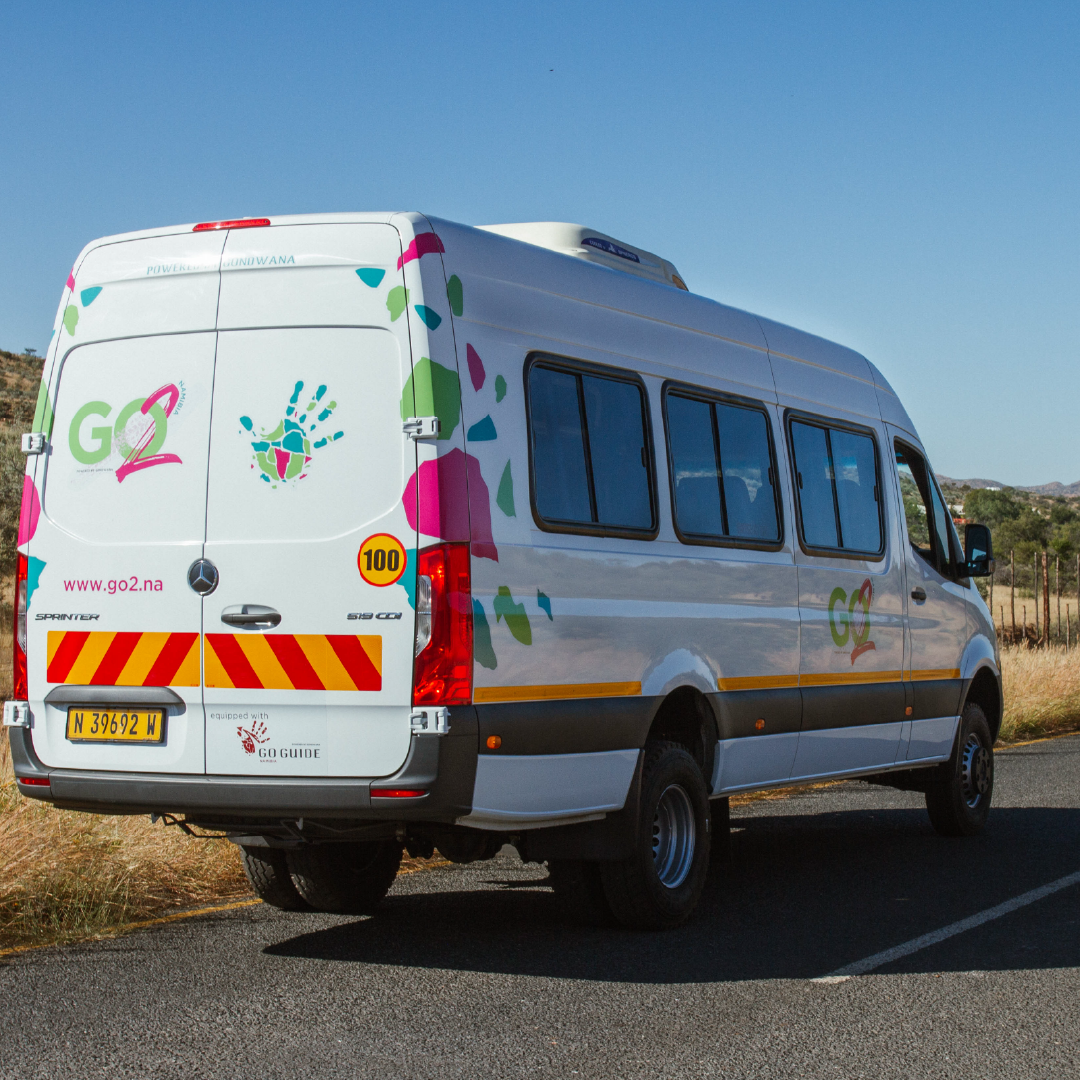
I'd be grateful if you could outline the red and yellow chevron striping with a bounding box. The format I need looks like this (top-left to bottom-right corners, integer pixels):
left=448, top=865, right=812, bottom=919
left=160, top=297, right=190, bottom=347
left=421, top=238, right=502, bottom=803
left=46, top=631, right=200, bottom=687
left=204, top=634, right=382, bottom=691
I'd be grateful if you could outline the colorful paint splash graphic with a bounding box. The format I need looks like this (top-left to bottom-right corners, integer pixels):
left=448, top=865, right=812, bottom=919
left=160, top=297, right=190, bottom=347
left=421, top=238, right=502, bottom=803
left=241, top=381, right=343, bottom=486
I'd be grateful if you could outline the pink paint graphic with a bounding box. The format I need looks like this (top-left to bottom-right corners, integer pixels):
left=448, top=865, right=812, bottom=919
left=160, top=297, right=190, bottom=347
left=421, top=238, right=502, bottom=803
left=115, top=383, right=183, bottom=483
left=66, top=270, right=76, bottom=292
left=402, top=448, right=498, bottom=562
left=18, top=476, right=40, bottom=547
left=397, top=232, right=445, bottom=270
left=466, top=344, right=486, bottom=391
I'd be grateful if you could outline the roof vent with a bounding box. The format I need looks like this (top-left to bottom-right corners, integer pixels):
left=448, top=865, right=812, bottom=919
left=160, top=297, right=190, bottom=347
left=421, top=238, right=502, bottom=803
left=477, top=222, right=687, bottom=290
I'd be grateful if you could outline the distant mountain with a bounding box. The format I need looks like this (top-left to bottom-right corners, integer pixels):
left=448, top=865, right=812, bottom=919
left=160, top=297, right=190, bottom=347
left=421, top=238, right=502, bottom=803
left=937, top=475, right=1080, bottom=497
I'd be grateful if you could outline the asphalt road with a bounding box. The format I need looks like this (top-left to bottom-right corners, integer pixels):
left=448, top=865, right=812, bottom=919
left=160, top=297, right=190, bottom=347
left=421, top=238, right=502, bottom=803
left=2, top=736, right=1079, bottom=1079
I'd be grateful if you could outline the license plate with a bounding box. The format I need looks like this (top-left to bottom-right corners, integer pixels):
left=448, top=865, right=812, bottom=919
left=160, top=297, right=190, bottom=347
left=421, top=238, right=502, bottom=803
left=66, top=707, right=166, bottom=744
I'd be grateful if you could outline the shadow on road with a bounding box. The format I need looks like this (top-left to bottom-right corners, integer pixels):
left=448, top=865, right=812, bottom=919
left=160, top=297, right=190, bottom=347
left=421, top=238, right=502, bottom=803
left=264, top=804, right=1080, bottom=983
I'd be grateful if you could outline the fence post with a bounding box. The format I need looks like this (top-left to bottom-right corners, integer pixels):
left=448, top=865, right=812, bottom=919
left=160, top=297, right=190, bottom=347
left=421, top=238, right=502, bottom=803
left=1042, top=551, right=1051, bottom=648
left=1056, top=554, right=1061, bottom=645
left=1011, top=550, right=1016, bottom=641
left=1033, top=557, right=1039, bottom=642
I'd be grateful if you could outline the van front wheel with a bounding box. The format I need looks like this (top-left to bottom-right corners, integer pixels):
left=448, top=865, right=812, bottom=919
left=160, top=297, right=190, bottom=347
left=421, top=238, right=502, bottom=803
left=286, top=841, right=403, bottom=914
left=925, top=703, right=994, bottom=837
left=599, top=741, right=711, bottom=930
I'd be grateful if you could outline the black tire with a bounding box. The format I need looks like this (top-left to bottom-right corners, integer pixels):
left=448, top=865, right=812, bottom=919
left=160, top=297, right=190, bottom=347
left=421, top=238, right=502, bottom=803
left=925, top=702, right=994, bottom=837
left=285, top=841, right=403, bottom=914
left=548, top=859, right=615, bottom=927
left=239, top=845, right=312, bottom=911
left=599, top=741, right=711, bottom=930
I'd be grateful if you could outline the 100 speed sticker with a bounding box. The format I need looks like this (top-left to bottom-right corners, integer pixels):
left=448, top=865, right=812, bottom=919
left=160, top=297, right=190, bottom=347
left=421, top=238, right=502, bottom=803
left=357, top=534, right=407, bottom=587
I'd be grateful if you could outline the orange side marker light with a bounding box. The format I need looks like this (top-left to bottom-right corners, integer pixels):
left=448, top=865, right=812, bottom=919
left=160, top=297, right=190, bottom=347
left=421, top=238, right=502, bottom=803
left=486, top=735, right=502, bottom=749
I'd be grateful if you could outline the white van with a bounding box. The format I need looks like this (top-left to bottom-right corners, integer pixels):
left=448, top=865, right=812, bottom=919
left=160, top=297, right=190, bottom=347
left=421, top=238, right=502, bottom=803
left=6, top=213, right=1000, bottom=929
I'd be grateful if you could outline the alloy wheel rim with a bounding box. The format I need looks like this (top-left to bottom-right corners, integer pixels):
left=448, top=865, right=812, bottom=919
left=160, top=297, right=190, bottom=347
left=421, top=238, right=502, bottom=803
left=960, top=734, right=991, bottom=808
left=652, top=784, right=696, bottom=889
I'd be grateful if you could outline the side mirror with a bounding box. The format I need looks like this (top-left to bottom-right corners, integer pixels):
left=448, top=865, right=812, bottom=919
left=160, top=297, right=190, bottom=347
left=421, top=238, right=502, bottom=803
left=964, top=523, right=994, bottom=578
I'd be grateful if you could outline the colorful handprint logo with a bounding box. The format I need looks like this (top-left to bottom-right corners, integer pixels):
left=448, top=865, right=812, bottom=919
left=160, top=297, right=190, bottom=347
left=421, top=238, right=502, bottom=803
left=237, top=720, right=269, bottom=755
left=240, top=381, right=344, bottom=486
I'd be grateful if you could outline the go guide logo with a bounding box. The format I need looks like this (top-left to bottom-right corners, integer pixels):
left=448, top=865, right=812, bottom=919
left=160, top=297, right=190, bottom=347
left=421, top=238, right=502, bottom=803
left=828, top=578, right=876, bottom=664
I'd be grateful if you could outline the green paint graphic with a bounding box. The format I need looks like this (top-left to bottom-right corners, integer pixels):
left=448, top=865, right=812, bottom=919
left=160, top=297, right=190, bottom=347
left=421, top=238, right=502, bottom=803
left=63, top=305, right=79, bottom=336
left=494, top=586, right=532, bottom=645
left=399, top=357, right=460, bottom=440
left=473, top=600, right=498, bottom=669
left=68, top=401, right=112, bottom=464
left=386, top=286, right=410, bottom=322
left=446, top=275, right=463, bottom=317
left=494, top=374, right=507, bottom=403
left=496, top=460, right=515, bottom=516
left=32, top=379, right=53, bottom=436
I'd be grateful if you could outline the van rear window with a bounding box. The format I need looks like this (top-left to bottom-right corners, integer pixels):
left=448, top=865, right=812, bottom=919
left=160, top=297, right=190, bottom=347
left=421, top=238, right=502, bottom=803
left=789, top=417, right=883, bottom=557
left=665, top=391, right=780, bottom=545
left=527, top=360, right=655, bottom=536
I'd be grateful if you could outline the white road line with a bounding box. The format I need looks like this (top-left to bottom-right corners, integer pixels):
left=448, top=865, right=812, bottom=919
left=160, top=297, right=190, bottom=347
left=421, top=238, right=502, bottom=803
left=811, top=869, right=1080, bottom=983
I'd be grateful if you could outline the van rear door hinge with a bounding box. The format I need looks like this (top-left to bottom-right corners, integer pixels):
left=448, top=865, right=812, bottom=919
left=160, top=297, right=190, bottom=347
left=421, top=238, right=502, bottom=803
left=410, top=707, right=449, bottom=734
left=3, top=702, right=31, bottom=728
left=403, top=417, right=440, bottom=441
left=21, top=433, right=46, bottom=455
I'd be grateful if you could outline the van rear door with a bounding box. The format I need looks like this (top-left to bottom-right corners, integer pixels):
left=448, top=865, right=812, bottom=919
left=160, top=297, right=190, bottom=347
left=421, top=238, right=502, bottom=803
left=29, top=230, right=224, bottom=773
left=203, top=224, right=416, bottom=778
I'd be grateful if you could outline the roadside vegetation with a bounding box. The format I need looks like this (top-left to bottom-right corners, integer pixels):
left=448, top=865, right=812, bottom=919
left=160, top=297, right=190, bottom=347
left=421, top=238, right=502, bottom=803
left=0, top=347, right=1077, bottom=951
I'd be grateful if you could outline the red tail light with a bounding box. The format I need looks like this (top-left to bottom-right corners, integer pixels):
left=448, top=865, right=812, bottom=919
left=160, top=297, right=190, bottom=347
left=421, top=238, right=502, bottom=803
left=13, top=552, right=27, bottom=700
left=192, top=218, right=271, bottom=232
left=371, top=788, right=428, bottom=799
left=412, top=542, right=472, bottom=706
left=18, top=776, right=49, bottom=787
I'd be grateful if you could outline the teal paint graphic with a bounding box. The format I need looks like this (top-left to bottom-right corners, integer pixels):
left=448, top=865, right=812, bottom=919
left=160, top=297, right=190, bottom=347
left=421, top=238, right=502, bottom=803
left=467, top=415, right=497, bottom=442
left=240, top=381, right=342, bottom=487
left=401, top=549, right=418, bottom=608
left=494, top=586, right=532, bottom=645
left=26, top=556, right=46, bottom=607
left=414, top=305, right=442, bottom=330
left=80, top=286, right=102, bottom=306
left=386, top=286, right=410, bottom=321
left=473, top=600, right=498, bottom=669
left=496, top=460, right=515, bottom=517
left=356, top=268, right=386, bottom=288
left=537, top=590, right=553, bottom=621
left=494, top=375, right=507, bottom=403
left=399, top=357, right=460, bottom=440
left=446, top=275, right=463, bottom=317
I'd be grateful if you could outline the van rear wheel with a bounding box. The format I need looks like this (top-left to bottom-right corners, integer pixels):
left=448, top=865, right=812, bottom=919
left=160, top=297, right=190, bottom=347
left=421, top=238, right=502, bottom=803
left=285, top=841, right=403, bottom=914
left=239, top=845, right=311, bottom=911
left=925, top=702, right=994, bottom=837
left=599, top=741, right=711, bottom=930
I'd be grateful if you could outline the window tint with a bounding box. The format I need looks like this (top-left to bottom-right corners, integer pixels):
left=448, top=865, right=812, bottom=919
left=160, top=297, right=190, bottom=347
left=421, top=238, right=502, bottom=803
left=790, top=422, right=838, bottom=548
left=831, top=429, right=881, bottom=552
left=895, top=443, right=950, bottom=572
left=528, top=361, right=654, bottom=533
left=582, top=375, right=653, bottom=529
left=665, top=392, right=779, bottom=543
left=789, top=418, right=882, bottom=555
left=529, top=367, right=592, bottom=523
left=667, top=394, right=724, bottom=536
left=715, top=404, right=778, bottom=540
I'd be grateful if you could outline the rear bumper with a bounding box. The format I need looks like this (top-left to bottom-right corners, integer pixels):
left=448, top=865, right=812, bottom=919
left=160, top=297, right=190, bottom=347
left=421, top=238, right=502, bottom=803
left=8, top=707, right=479, bottom=823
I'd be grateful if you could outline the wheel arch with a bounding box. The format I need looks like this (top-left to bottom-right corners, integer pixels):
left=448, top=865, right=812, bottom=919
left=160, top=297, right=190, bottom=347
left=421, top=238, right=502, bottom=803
left=964, top=663, right=1003, bottom=743
left=645, top=685, right=719, bottom=790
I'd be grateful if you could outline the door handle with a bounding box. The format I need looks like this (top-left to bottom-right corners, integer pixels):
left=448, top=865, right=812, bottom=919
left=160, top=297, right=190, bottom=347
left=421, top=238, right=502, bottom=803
left=220, top=605, right=281, bottom=629
left=910, top=587, right=926, bottom=603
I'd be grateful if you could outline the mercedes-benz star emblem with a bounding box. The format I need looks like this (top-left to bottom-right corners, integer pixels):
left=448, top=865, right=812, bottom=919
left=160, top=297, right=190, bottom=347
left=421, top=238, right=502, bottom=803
left=187, top=558, right=219, bottom=596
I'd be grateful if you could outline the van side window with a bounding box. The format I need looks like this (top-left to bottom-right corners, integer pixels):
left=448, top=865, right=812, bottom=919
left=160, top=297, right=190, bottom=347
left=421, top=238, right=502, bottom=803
left=895, top=442, right=953, bottom=574
left=665, top=391, right=779, bottom=543
left=528, top=360, right=655, bottom=534
left=789, top=418, right=883, bottom=556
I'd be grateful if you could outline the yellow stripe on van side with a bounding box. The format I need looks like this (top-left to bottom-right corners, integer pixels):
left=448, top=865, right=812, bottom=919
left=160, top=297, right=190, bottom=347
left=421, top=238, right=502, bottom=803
left=718, top=674, right=800, bottom=692
left=908, top=668, right=962, bottom=681
left=799, top=670, right=904, bottom=687
left=474, top=681, right=642, bottom=704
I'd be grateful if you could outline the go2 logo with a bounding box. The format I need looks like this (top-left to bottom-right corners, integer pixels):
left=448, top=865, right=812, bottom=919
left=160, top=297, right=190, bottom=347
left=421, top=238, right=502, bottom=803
left=69, top=384, right=183, bottom=482
left=828, top=578, right=877, bottom=664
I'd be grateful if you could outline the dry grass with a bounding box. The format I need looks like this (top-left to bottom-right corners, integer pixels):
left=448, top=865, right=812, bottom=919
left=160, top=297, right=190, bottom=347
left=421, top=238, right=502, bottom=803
left=0, top=736, right=250, bottom=952
left=999, top=644, right=1080, bottom=743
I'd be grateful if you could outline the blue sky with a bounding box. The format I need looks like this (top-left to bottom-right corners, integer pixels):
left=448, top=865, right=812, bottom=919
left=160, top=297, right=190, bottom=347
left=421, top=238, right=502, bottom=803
left=2, top=1, right=1077, bottom=485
